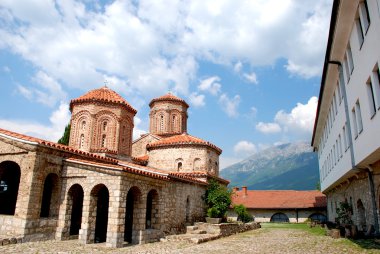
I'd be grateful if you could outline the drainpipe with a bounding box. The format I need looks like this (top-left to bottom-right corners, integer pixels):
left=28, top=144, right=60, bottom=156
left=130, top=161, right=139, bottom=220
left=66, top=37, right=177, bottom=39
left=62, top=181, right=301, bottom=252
left=328, top=61, right=355, bottom=168
left=367, top=166, right=379, bottom=234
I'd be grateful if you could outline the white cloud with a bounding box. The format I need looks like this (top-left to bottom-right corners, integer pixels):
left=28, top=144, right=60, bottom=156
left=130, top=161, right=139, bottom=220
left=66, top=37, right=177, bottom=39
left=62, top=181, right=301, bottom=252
left=219, top=156, right=243, bottom=170
left=219, top=93, right=240, bottom=118
left=256, top=122, right=282, bottom=134
left=198, top=76, right=221, bottom=95
left=189, top=92, right=205, bottom=107
left=132, top=116, right=147, bottom=140
left=243, top=72, right=258, bottom=84
left=274, top=96, right=318, bottom=134
left=0, top=101, right=70, bottom=142
left=256, top=96, right=318, bottom=139
left=233, top=140, right=257, bottom=156
left=0, top=0, right=331, bottom=104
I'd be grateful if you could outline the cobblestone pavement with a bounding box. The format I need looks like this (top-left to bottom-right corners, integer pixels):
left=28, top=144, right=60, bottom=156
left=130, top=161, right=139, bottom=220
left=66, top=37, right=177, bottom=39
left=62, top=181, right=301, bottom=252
left=1, top=227, right=380, bottom=254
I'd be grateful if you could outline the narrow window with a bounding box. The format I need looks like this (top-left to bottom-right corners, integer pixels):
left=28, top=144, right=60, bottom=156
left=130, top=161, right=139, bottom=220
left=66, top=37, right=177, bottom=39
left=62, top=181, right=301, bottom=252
left=80, top=134, right=84, bottom=149
left=367, top=78, right=377, bottom=117
left=352, top=107, right=358, bottom=138
left=335, top=140, right=339, bottom=162
left=333, top=92, right=338, bottom=116
left=359, top=0, right=371, bottom=33
left=101, top=135, right=106, bottom=148
left=343, top=58, right=350, bottom=83
left=372, top=66, right=380, bottom=110
left=338, top=134, right=343, bottom=158
left=347, top=45, right=354, bottom=74
left=82, top=121, right=86, bottom=130
left=356, top=100, right=363, bottom=133
left=337, top=81, right=342, bottom=104
left=356, top=18, right=364, bottom=46
left=177, top=162, right=182, bottom=171
left=160, top=115, right=164, bottom=132
left=103, top=121, right=107, bottom=131
left=343, top=126, right=347, bottom=151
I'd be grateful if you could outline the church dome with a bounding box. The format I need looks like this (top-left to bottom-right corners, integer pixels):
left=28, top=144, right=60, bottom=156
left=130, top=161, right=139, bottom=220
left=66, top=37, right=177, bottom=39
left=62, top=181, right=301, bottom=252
left=70, top=86, right=137, bottom=113
left=149, top=93, right=189, bottom=108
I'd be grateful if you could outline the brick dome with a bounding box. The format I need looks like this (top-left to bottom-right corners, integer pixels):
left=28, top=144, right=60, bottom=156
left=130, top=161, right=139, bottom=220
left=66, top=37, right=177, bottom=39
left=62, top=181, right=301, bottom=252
left=70, top=86, right=137, bottom=113
left=149, top=93, right=189, bottom=108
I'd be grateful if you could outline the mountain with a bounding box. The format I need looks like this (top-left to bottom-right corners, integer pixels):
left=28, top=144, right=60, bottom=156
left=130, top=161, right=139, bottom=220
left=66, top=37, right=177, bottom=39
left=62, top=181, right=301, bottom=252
left=220, top=142, right=319, bottom=190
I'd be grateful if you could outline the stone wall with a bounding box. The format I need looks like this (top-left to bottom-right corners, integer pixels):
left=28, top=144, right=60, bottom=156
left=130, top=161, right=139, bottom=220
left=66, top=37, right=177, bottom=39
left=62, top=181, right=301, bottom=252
left=325, top=160, right=380, bottom=231
left=131, top=134, right=160, bottom=158
left=148, top=146, right=219, bottom=174
left=194, top=222, right=261, bottom=236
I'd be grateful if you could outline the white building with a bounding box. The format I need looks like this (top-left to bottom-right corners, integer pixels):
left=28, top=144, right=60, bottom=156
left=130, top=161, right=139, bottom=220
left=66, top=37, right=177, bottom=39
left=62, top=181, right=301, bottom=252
left=312, top=0, right=380, bottom=234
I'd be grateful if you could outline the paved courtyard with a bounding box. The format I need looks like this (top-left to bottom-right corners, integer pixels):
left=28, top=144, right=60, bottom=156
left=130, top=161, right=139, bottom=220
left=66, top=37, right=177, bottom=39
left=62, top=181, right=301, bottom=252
left=1, top=224, right=380, bottom=254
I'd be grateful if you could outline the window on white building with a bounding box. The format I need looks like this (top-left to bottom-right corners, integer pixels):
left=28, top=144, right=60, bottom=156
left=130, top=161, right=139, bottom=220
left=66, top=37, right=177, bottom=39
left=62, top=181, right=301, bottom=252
left=352, top=107, right=358, bottom=138
left=343, top=57, right=351, bottom=84
left=359, top=0, right=371, bottom=33
left=343, top=126, right=347, bottom=151
left=356, top=18, right=364, bottom=47
left=356, top=100, right=363, bottom=134
left=372, top=66, right=380, bottom=110
left=333, top=92, right=338, bottom=116
left=367, top=78, right=377, bottom=117
left=338, top=134, right=343, bottom=158
left=346, top=44, right=354, bottom=74
left=337, top=81, right=342, bottom=104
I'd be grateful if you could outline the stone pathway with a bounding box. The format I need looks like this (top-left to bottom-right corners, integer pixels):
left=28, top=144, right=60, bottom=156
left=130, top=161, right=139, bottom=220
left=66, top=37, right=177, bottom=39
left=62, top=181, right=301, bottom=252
left=1, top=226, right=380, bottom=253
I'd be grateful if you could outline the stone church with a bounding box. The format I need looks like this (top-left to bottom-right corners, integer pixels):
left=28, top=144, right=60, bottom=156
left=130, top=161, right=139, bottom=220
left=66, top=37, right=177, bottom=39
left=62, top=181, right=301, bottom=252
left=0, top=86, right=227, bottom=247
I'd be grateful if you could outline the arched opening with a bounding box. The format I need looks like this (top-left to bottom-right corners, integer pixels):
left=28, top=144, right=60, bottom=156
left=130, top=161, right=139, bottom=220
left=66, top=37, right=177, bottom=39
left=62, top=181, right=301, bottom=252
left=124, top=186, right=142, bottom=243
left=178, top=162, right=182, bottom=171
left=193, top=158, right=201, bottom=171
left=101, top=135, right=106, bottom=148
left=40, top=173, right=59, bottom=218
left=0, top=161, right=21, bottom=215
left=81, top=120, right=86, bottom=130
left=146, top=189, right=159, bottom=229
left=357, top=199, right=366, bottom=231
left=270, top=213, right=289, bottom=223
left=90, top=185, right=109, bottom=243
left=309, top=213, right=327, bottom=223
left=79, top=134, right=85, bottom=149
left=185, top=196, right=191, bottom=223
left=103, top=121, right=107, bottom=131
left=68, top=184, right=84, bottom=236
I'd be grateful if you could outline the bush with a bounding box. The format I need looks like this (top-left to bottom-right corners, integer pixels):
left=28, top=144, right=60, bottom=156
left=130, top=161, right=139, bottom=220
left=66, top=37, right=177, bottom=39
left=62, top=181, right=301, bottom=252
left=205, top=180, right=232, bottom=218
left=336, top=201, right=352, bottom=225
left=233, top=204, right=253, bottom=223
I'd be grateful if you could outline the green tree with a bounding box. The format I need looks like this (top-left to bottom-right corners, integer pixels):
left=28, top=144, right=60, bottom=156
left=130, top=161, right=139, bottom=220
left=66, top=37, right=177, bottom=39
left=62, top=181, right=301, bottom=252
left=205, top=180, right=232, bottom=218
left=316, top=181, right=321, bottom=191
left=233, top=204, right=253, bottom=223
left=58, top=124, right=71, bottom=145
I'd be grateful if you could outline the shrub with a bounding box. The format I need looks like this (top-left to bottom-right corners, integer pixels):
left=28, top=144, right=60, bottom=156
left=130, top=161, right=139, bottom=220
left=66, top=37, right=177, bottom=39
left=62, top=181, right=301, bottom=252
left=205, top=180, right=232, bottom=218
left=336, top=201, right=352, bottom=225
left=233, top=204, right=253, bottom=223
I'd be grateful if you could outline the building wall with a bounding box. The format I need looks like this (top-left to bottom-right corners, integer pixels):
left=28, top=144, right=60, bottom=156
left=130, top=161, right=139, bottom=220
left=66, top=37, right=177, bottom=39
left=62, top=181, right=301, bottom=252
left=70, top=102, right=135, bottom=156
left=149, top=101, right=187, bottom=136
left=228, top=208, right=326, bottom=223
left=131, top=134, right=160, bottom=158
left=148, top=146, right=219, bottom=174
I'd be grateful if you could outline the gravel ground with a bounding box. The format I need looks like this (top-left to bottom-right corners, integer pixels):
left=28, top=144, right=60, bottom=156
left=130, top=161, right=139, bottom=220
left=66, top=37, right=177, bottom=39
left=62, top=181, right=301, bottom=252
left=1, top=226, right=380, bottom=254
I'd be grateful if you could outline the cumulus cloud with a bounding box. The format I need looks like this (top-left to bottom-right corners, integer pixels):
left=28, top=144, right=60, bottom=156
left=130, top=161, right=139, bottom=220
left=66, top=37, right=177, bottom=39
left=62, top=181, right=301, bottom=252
left=219, top=93, right=240, bottom=118
left=0, top=102, right=70, bottom=142
left=256, top=96, right=318, bottom=139
left=0, top=0, right=331, bottom=104
left=233, top=140, right=257, bottom=156
left=256, top=122, right=282, bottom=134
left=243, top=72, right=258, bottom=84
left=198, top=76, right=221, bottom=96
left=189, top=92, right=205, bottom=107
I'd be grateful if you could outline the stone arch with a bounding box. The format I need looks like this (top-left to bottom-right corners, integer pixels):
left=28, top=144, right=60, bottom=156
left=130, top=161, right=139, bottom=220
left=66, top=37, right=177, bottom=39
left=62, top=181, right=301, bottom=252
left=357, top=199, right=366, bottom=231
left=0, top=161, right=21, bottom=215
left=185, top=196, right=191, bottom=223
left=70, top=110, right=91, bottom=149
left=193, top=158, right=201, bottom=171
left=67, top=184, right=84, bottom=236
left=309, top=213, right=327, bottom=223
left=146, top=189, right=159, bottom=229
left=94, top=111, right=118, bottom=150
left=170, top=110, right=181, bottom=133
left=124, top=186, right=143, bottom=243
left=89, top=184, right=109, bottom=243
left=40, top=173, right=60, bottom=218
left=270, top=212, right=289, bottom=223
left=175, top=158, right=183, bottom=172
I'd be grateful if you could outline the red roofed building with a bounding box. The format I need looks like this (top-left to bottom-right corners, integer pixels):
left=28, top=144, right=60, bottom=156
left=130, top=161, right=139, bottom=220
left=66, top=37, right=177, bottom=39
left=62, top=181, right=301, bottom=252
left=0, top=87, right=227, bottom=248
left=229, top=187, right=327, bottom=223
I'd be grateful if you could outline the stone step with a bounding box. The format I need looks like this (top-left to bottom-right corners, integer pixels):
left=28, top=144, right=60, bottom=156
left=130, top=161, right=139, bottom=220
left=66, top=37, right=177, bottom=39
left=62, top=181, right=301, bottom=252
left=186, top=225, right=198, bottom=231
left=189, top=230, right=207, bottom=234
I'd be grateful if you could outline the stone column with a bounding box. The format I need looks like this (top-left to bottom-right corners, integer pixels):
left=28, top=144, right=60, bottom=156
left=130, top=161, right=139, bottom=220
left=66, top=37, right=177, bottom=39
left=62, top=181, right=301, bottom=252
left=106, top=188, right=125, bottom=248
left=78, top=190, right=92, bottom=244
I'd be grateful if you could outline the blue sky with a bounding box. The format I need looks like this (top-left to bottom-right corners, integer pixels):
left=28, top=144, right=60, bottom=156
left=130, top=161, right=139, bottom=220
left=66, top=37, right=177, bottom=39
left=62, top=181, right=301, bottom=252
left=0, top=0, right=332, bottom=169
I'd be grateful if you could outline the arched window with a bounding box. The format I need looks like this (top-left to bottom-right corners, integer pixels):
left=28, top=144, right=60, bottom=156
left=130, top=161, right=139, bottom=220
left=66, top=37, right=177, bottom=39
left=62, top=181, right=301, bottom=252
left=79, top=134, right=85, bottom=149
left=103, top=121, right=107, bottom=131
left=160, top=115, right=164, bottom=132
left=357, top=199, right=366, bottom=230
left=0, top=161, right=21, bottom=215
left=178, top=162, right=182, bottom=171
left=101, top=135, right=106, bottom=148
left=40, top=173, right=59, bottom=218
left=309, top=213, right=327, bottom=223
left=81, top=121, right=86, bottom=130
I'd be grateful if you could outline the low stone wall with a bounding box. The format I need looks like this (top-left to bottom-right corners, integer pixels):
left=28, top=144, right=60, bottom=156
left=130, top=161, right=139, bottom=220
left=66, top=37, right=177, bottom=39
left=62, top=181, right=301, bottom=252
left=195, top=222, right=261, bottom=237
left=0, top=215, right=25, bottom=236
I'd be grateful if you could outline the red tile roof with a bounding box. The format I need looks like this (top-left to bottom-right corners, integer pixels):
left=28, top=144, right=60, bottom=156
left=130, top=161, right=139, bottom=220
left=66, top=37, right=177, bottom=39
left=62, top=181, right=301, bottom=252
left=149, top=93, right=189, bottom=108
left=232, top=190, right=327, bottom=209
left=0, top=128, right=117, bottom=163
left=170, top=171, right=230, bottom=185
left=70, top=86, right=137, bottom=113
left=146, top=133, right=222, bottom=154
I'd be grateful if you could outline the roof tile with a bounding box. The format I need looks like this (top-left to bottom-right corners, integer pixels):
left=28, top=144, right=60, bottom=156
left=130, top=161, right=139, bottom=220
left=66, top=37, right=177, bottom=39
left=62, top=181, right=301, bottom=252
left=149, top=93, right=189, bottom=108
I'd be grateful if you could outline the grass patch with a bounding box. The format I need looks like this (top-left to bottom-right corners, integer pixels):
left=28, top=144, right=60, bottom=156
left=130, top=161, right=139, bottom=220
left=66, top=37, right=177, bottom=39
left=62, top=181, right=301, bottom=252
left=261, top=222, right=326, bottom=236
